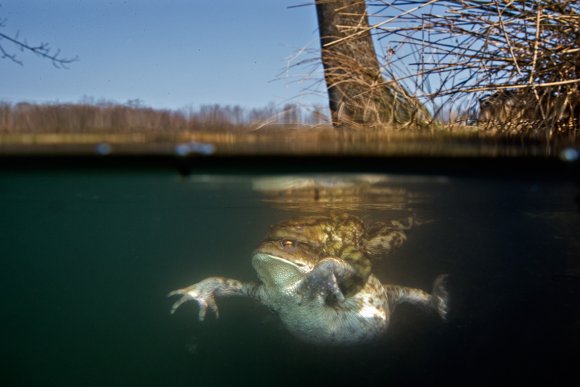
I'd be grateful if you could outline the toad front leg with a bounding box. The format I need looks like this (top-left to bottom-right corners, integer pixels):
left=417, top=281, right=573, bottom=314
left=297, top=258, right=358, bottom=303
left=169, top=277, right=263, bottom=320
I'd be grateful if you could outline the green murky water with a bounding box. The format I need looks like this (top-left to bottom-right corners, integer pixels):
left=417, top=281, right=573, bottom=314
left=1, top=167, right=578, bottom=386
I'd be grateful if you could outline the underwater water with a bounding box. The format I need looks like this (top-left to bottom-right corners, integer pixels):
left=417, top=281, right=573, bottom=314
left=1, top=167, right=578, bottom=386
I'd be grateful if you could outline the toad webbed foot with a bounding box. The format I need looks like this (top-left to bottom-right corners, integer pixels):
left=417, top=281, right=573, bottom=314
left=430, top=274, right=449, bottom=319
left=384, top=274, right=449, bottom=319
left=168, top=277, right=246, bottom=320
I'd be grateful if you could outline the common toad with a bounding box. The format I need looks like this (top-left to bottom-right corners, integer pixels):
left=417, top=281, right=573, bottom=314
left=169, top=214, right=447, bottom=345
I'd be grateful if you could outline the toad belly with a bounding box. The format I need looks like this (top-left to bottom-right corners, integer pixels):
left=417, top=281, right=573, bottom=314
left=273, top=276, right=390, bottom=345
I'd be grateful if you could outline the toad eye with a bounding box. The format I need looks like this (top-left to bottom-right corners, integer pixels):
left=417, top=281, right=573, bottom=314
left=280, top=239, right=296, bottom=250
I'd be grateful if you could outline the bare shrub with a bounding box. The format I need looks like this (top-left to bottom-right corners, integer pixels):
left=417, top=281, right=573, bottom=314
left=362, top=0, right=580, bottom=139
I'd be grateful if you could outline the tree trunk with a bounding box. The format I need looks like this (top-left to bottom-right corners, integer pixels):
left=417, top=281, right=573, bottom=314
left=315, top=0, right=421, bottom=129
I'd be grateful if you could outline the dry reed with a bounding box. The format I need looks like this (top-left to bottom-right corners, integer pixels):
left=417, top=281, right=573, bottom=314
left=363, top=0, right=580, bottom=139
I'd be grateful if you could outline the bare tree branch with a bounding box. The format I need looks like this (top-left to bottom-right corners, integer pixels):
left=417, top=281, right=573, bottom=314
left=0, top=17, right=77, bottom=68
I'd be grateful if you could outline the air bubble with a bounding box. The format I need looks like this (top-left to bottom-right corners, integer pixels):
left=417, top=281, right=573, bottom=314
left=96, top=143, right=112, bottom=155
left=175, top=142, right=215, bottom=156
left=559, top=147, right=579, bottom=162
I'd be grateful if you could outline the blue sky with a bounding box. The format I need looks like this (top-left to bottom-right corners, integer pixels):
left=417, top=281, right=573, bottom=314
left=0, top=0, right=327, bottom=110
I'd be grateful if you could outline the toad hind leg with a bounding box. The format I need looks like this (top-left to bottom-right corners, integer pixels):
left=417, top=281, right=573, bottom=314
left=385, top=274, right=449, bottom=319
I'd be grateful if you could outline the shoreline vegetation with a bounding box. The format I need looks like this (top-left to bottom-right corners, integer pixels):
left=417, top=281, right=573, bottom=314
left=0, top=98, right=515, bottom=139
left=0, top=100, right=576, bottom=158
left=0, top=100, right=329, bottom=134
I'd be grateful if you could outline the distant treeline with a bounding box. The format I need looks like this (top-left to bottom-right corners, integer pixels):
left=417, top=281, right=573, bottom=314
left=0, top=100, right=329, bottom=133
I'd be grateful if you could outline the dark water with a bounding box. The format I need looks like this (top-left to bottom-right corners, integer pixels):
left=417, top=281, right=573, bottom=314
left=1, top=168, right=578, bottom=386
